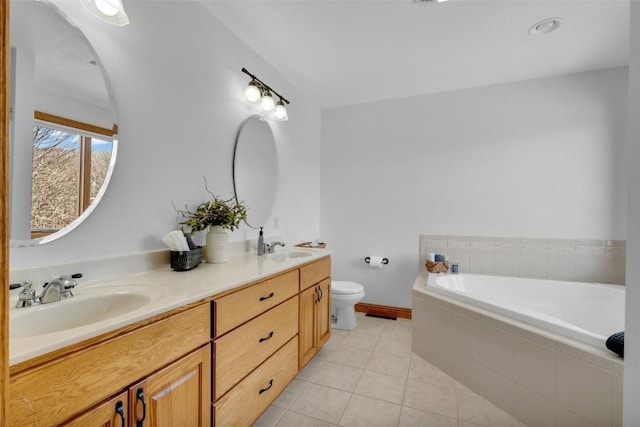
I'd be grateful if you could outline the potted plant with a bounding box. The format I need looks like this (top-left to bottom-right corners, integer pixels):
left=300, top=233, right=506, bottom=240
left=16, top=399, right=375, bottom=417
left=176, top=186, right=247, bottom=264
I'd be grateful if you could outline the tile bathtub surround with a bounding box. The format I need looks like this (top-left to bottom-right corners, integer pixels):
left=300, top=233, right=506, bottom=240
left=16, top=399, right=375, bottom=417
left=412, top=290, right=624, bottom=427
left=419, top=235, right=626, bottom=285
left=254, top=313, right=526, bottom=427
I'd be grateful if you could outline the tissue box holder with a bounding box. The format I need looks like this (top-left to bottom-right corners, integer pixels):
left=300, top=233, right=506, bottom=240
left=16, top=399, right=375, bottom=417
left=171, top=246, right=202, bottom=271
left=426, top=260, right=449, bottom=273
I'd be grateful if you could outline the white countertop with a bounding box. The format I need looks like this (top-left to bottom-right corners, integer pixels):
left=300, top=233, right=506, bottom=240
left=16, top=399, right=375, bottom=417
left=10, top=248, right=332, bottom=366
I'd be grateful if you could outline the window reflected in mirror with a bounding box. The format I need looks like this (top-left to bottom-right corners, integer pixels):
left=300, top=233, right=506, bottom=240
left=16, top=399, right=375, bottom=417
left=30, top=115, right=115, bottom=239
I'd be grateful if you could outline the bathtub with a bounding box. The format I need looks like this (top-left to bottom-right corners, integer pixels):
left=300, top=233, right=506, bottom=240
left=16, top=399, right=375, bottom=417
left=426, top=273, right=624, bottom=349
left=412, top=271, right=624, bottom=426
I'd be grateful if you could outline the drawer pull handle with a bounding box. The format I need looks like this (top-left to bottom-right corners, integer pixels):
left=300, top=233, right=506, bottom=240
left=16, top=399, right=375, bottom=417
left=259, top=379, right=274, bottom=395
left=136, top=388, right=147, bottom=427
left=259, top=331, right=274, bottom=342
left=115, top=400, right=125, bottom=427
left=260, top=292, right=275, bottom=301
left=318, top=286, right=323, bottom=301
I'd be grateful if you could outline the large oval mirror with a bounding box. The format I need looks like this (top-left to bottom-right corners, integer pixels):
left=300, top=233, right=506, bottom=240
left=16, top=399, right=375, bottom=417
left=9, top=0, right=117, bottom=247
left=233, top=115, right=278, bottom=228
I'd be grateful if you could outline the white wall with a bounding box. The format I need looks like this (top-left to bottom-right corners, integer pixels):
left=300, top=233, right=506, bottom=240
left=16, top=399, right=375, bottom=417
left=9, top=47, right=35, bottom=241
left=321, top=68, right=628, bottom=308
left=10, top=0, right=321, bottom=269
left=623, top=3, right=640, bottom=425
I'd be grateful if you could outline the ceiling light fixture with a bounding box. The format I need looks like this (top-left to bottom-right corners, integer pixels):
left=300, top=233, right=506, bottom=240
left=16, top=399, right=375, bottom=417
left=81, top=0, right=130, bottom=26
left=242, top=68, right=290, bottom=121
left=528, top=17, right=562, bottom=36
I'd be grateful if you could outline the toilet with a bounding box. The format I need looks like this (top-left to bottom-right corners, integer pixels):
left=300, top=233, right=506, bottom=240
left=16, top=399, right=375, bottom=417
left=331, top=280, right=365, bottom=330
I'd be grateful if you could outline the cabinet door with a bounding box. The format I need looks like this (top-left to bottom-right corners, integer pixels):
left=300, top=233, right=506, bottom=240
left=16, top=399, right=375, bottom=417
left=62, top=391, right=128, bottom=427
left=298, top=285, right=318, bottom=368
left=317, top=279, right=331, bottom=349
left=130, top=345, right=211, bottom=427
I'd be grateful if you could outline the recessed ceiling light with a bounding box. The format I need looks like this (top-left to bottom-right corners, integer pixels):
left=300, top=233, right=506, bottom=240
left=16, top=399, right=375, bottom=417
left=528, top=18, right=562, bottom=36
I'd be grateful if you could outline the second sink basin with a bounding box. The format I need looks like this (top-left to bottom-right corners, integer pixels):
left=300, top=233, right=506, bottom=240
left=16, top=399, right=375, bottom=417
left=10, top=284, right=167, bottom=337
left=266, top=249, right=314, bottom=262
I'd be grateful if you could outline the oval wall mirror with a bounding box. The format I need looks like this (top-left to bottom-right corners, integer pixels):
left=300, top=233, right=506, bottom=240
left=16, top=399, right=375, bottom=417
left=233, top=115, right=279, bottom=229
left=9, top=0, right=118, bottom=247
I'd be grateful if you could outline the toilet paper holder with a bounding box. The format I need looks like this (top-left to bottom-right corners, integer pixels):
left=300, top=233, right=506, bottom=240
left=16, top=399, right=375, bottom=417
left=365, top=257, right=389, bottom=265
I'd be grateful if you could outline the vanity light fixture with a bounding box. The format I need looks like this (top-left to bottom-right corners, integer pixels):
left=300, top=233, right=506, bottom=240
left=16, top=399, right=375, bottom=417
left=242, top=68, right=290, bottom=121
left=81, top=0, right=130, bottom=26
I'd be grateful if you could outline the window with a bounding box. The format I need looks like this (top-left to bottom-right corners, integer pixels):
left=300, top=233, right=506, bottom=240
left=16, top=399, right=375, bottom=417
left=30, top=115, right=115, bottom=238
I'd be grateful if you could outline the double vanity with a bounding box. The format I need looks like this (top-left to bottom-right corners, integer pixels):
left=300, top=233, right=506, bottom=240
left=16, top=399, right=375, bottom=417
left=8, top=248, right=331, bottom=426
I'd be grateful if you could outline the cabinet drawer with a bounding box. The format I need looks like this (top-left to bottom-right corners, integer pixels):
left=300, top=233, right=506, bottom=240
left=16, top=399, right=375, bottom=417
left=215, top=296, right=298, bottom=399
left=300, top=256, right=331, bottom=291
left=215, top=337, right=298, bottom=427
left=214, top=269, right=299, bottom=337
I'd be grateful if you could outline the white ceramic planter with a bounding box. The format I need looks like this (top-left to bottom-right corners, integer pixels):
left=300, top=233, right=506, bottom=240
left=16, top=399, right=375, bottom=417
left=205, top=225, right=229, bottom=263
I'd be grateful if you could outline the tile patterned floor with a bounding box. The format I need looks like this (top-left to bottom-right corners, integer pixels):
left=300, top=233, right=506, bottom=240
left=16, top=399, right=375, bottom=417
left=253, top=313, right=527, bottom=427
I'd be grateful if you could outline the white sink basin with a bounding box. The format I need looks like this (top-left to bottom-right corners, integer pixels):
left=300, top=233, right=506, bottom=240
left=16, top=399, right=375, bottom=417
left=10, top=285, right=166, bottom=337
left=266, top=249, right=314, bottom=262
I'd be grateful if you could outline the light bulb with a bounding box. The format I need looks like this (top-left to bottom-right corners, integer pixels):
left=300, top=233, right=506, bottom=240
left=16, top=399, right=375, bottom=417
left=261, top=91, right=275, bottom=112
left=81, top=0, right=129, bottom=26
left=95, top=0, right=119, bottom=16
left=273, top=100, right=288, bottom=121
left=244, top=82, right=261, bottom=103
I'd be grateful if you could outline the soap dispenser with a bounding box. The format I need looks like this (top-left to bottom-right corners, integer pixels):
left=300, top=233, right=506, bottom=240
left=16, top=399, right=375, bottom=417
left=257, top=227, right=264, bottom=255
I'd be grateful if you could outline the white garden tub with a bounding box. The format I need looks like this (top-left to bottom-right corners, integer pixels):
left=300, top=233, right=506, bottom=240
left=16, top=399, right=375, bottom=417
left=426, top=273, right=624, bottom=348
left=412, top=271, right=624, bottom=426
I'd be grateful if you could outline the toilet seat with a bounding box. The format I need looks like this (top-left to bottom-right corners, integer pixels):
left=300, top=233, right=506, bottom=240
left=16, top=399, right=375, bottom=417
left=332, top=281, right=364, bottom=295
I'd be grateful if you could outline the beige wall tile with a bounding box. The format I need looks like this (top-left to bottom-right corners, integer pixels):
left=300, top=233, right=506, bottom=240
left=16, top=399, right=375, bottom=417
left=513, top=337, right=557, bottom=400
left=613, top=374, right=623, bottom=427
left=494, top=243, right=520, bottom=277
left=449, top=311, right=480, bottom=356
left=478, top=366, right=514, bottom=415
left=457, top=387, right=516, bottom=426
left=452, top=351, right=480, bottom=392
left=546, top=251, right=576, bottom=282
left=556, top=342, right=614, bottom=371
left=555, top=406, right=597, bottom=427
left=556, top=352, right=613, bottom=427
left=519, top=242, right=547, bottom=279
left=512, top=383, right=556, bottom=427
left=469, top=247, right=495, bottom=275
left=477, top=323, right=514, bottom=378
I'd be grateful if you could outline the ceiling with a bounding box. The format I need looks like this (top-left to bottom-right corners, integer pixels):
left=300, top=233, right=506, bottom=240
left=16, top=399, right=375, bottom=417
left=10, top=0, right=111, bottom=113
left=203, top=0, right=630, bottom=109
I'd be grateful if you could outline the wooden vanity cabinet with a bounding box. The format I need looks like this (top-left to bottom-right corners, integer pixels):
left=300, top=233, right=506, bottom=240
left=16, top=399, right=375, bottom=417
left=62, top=391, right=128, bottom=427
left=128, top=345, right=211, bottom=426
left=212, top=270, right=301, bottom=426
left=9, top=303, right=211, bottom=427
left=299, top=258, right=331, bottom=368
left=63, top=345, right=210, bottom=427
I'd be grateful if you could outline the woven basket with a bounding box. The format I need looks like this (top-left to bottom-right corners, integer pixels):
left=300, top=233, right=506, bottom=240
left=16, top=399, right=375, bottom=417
left=426, top=260, right=449, bottom=273
left=171, top=246, right=203, bottom=271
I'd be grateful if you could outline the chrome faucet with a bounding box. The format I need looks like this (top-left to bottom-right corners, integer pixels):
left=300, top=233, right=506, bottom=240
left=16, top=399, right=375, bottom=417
left=15, top=274, right=80, bottom=308
left=264, top=241, right=285, bottom=254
